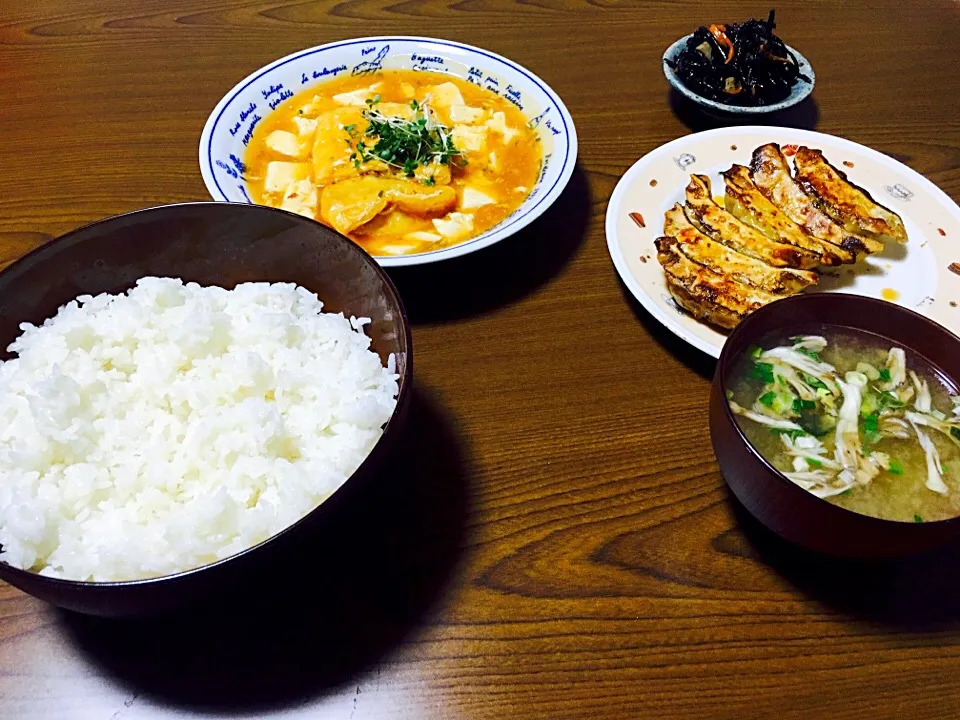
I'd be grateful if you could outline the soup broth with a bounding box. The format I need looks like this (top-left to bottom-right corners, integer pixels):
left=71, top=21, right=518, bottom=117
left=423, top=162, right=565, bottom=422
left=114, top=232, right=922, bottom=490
left=727, top=328, right=960, bottom=523
left=245, top=70, right=542, bottom=256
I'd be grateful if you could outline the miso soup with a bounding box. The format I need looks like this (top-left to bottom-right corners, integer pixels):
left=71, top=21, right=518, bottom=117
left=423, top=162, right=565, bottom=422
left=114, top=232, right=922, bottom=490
left=727, top=328, right=960, bottom=523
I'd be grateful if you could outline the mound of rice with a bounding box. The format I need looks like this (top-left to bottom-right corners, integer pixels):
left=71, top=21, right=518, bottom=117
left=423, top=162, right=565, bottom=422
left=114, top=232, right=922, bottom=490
left=0, top=278, right=399, bottom=582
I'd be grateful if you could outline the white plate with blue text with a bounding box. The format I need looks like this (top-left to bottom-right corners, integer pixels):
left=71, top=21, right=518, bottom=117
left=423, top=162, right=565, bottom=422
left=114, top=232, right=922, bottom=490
left=606, top=127, right=960, bottom=358
left=199, top=36, right=577, bottom=267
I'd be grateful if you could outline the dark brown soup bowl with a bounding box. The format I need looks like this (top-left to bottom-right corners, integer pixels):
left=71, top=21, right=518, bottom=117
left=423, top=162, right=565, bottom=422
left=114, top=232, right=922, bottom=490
left=0, top=202, right=412, bottom=616
left=711, top=292, right=960, bottom=558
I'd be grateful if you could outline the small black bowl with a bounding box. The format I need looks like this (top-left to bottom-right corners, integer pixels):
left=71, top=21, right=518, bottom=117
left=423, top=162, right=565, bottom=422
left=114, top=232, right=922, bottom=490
left=0, top=202, right=412, bottom=616
left=710, top=293, right=960, bottom=558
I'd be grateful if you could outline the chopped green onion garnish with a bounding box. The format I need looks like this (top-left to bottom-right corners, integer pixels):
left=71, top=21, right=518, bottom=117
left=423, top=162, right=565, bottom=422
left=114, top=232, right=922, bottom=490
left=879, top=391, right=904, bottom=409
left=888, top=460, right=904, bottom=475
left=770, top=428, right=806, bottom=440
left=751, top=362, right=775, bottom=383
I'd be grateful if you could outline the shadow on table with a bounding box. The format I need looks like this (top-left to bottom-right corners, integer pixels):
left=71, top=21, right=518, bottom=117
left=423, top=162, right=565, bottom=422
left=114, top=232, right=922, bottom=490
left=617, top=277, right=717, bottom=381
left=386, top=164, right=591, bottom=324
left=60, top=385, right=472, bottom=714
left=668, top=89, right=820, bottom=132
left=728, top=489, right=960, bottom=631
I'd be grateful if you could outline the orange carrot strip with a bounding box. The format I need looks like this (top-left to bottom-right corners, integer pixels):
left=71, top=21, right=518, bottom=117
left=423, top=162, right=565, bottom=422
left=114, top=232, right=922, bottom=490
left=708, top=24, right=735, bottom=64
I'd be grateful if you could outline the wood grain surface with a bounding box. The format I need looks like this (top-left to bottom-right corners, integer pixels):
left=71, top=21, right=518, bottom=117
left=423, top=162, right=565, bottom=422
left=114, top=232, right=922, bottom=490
left=2, top=1, right=960, bottom=718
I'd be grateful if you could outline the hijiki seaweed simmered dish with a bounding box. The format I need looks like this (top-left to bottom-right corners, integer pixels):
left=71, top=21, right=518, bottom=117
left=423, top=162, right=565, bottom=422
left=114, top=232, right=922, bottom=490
left=728, top=332, right=960, bottom=522
left=666, top=10, right=810, bottom=107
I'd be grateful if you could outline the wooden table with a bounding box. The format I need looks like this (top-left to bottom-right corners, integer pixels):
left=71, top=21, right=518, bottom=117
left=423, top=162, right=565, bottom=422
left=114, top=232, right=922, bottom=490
left=2, top=1, right=960, bottom=717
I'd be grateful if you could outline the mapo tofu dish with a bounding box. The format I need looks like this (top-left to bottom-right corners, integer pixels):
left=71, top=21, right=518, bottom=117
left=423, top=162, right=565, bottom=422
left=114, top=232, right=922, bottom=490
left=245, top=70, right=542, bottom=256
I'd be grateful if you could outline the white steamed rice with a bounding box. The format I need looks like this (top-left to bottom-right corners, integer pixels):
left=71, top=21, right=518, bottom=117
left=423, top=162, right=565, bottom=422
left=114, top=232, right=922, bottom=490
left=0, top=278, right=399, bottom=582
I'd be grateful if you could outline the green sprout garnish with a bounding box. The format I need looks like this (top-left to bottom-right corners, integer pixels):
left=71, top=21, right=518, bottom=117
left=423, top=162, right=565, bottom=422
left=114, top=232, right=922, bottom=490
left=352, top=98, right=465, bottom=181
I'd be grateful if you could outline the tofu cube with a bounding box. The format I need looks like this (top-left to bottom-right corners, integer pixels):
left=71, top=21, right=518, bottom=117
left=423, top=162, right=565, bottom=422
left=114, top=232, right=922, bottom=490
left=297, top=95, right=322, bottom=117
left=279, top=179, right=318, bottom=218
left=448, top=104, right=486, bottom=124
left=379, top=244, right=419, bottom=255
left=265, top=130, right=306, bottom=159
left=429, top=82, right=465, bottom=108
left=376, top=102, right=415, bottom=120
left=264, top=162, right=310, bottom=194
left=332, top=83, right=383, bottom=107
left=292, top=116, right=319, bottom=139
left=405, top=231, right=443, bottom=244
left=486, top=111, right=519, bottom=143
left=433, top=212, right=475, bottom=239
left=460, top=187, right=495, bottom=209
left=451, top=125, right=487, bottom=153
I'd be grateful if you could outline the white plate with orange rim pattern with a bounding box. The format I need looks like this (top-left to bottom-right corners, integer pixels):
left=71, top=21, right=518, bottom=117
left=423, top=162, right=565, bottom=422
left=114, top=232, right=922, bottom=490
left=606, top=126, right=960, bottom=358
